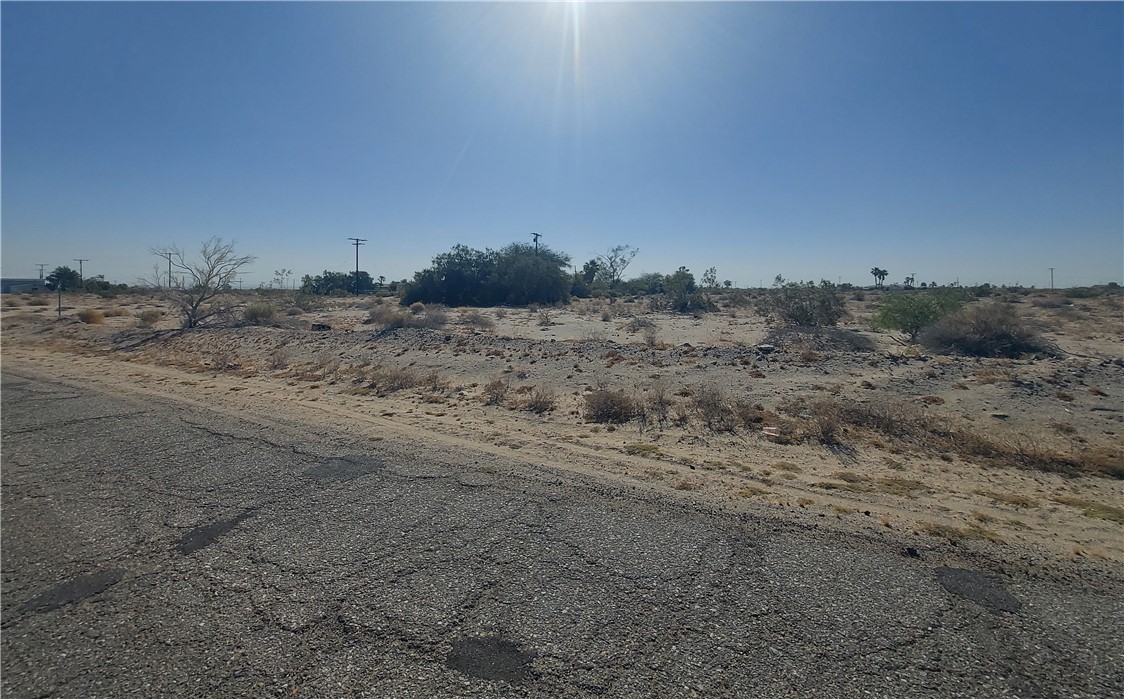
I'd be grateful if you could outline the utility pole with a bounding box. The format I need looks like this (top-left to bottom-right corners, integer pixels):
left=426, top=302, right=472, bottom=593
left=155, top=251, right=174, bottom=288
left=1049, top=267, right=1055, bottom=290
left=348, top=238, right=367, bottom=296
left=73, top=258, right=89, bottom=283
left=35, top=264, right=47, bottom=280
left=531, top=232, right=542, bottom=255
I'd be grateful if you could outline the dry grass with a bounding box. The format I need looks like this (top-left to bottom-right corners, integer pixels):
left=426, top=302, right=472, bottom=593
left=623, top=443, right=661, bottom=457
left=796, top=397, right=1123, bottom=479
left=76, top=308, right=105, bottom=324
left=1052, top=496, right=1124, bottom=525
left=973, top=489, right=1039, bottom=508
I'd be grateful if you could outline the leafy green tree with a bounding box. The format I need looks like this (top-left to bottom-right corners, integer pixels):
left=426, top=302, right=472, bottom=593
left=402, top=242, right=571, bottom=307
left=300, top=270, right=373, bottom=295
left=872, top=290, right=968, bottom=341
left=45, top=266, right=82, bottom=291
left=701, top=267, right=718, bottom=289
left=489, top=243, right=571, bottom=306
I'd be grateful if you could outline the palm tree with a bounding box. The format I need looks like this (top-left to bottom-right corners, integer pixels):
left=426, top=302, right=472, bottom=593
left=870, top=267, right=888, bottom=288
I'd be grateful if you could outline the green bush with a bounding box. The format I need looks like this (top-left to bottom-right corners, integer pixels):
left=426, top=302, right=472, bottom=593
left=871, top=290, right=967, bottom=341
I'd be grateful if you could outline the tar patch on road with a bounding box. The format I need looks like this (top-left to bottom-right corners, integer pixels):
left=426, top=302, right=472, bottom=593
left=19, top=568, right=125, bottom=614
left=303, top=455, right=384, bottom=482
left=446, top=636, right=536, bottom=685
left=936, top=566, right=1022, bottom=614
left=175, top=510, right=256, bottom=555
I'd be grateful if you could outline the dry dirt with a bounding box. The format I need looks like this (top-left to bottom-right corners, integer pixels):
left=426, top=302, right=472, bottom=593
left=3, top=289, right=1122, bottom=569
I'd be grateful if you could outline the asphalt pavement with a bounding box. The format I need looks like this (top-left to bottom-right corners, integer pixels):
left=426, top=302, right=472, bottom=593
left=2, top=367, right=1121, bottom=698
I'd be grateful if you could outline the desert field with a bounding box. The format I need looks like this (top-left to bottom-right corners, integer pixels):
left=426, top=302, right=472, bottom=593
left=3, top=287, right=1122, bottom=568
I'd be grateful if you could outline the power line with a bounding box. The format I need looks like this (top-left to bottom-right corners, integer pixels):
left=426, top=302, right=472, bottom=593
left=35, top=264, right=47, bottom=280
left=73, top=258, right=89, bottom=283
left=348, top=238, right=367, bottom=296
left=531, top=231, right=542, bottom=255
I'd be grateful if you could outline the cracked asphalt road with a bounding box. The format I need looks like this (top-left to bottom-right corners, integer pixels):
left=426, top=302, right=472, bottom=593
left=2, top=368, right=1121, bottom=698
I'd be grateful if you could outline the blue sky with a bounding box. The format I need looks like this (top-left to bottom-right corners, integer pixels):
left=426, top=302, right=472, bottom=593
left=3, top=1, right=1121, bottom=288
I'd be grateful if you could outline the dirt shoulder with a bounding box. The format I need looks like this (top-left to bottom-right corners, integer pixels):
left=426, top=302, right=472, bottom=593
left=3, top=290, right=1122, bottom=570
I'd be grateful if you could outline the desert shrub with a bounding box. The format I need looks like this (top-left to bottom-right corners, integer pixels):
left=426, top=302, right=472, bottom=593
left=367, top=305, right=408, bottom=328
left=692, top=385, right=735, bottom=431
left=482, top=377, right=510, bottom=405
left=409, top=301, right=426, bottom=315
left=75, top=308, right=105, bottom=324
left=285, top=306, right=304, bottom=316
left=919, top=304, right=1054, bottom=358
left=584, top=389, right=638, bottom=423
left=1061, top=287, right=1099, bottom=299
left=762, top=278, right=845, bottom=326
left=4, top=297, right=23, bottom=307
left=102, top=307, right=131, bottom=317
left=624, top=317, right=657, bottom=332
left=871, top=290, right=967, bottom=341
left=365, top=365, right=423, bottom=395
left=136, top=309, right=162, bottom=328
left=243, top=303, right=276, bottom=325
left=524, top=386, right=557, bottom=414
left=642, top=325, right=660, bottom=348
left=413, top=307, right=448, bottom=329
left=270, top=345, right=292, bottom=369
left=26, top=296, right=50, bottom=307
left=462, top=309, right=495, bottom=330
left=763, top=326, right=876, bottom=353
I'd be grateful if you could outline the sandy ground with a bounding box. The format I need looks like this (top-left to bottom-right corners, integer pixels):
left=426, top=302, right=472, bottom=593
left=3, top=289, right=1122, bottom=569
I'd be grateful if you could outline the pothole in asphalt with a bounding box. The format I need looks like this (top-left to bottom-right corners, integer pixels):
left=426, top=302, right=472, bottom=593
left=175, top=510, right=255, bottom=555
left=935, top=566, right=1022, bottom=614
left=302, top=455, right=384, bottom=482
left=445, top=635, right=536, bottom=684
left=20, top=568, right=125, bottom=614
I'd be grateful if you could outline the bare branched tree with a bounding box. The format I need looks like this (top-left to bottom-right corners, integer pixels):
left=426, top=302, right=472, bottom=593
left=596, top=245, right=638, bottom=289
left=145, top=238, right=255, bottom=328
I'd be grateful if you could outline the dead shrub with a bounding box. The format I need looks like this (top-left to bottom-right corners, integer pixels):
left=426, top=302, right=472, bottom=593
left=3, top=297, right=23, bottom=307
left=409, top=302, right=426, bottom=315
left=585, top=389, right=638, bottom=423
left=692, top=385, right=736, bottom=431
left=26, top=296, right=50, bottom=307
left=76, top=308, right=105, bottom=324
left=919, top=303, right=1054, bottom=358
left=102, top=307, right=131, bottom=317
left=482, top=376, right=511, bottom=405
left=524, top=386, right=557, bottom=414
